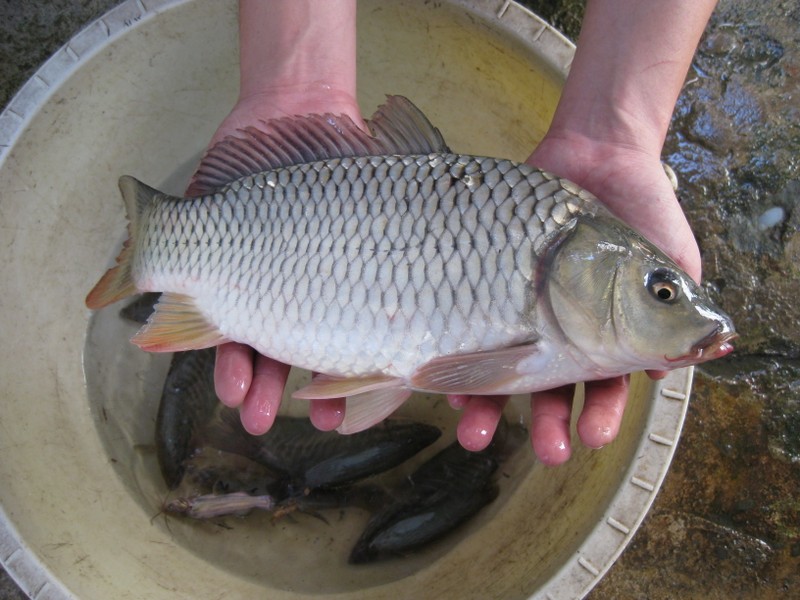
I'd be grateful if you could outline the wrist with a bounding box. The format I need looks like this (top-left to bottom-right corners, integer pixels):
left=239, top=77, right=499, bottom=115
left=236, top=85, right=361, bottom=121
left=237, top=0, right=357, bottom=111
left=547, top=0, right=717, bottom=157
left=545, top=97, right=669, bottom=158
left=528, top=131, right=662, bottom=190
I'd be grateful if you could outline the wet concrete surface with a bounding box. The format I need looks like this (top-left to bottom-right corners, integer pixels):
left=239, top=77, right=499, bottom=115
left=2, top=1, right=798, bottom=598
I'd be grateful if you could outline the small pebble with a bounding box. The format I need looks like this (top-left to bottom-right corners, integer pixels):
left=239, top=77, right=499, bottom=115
left=757, top=206, right=786, bottom=231
left=705, top=31, right=738, bottom=56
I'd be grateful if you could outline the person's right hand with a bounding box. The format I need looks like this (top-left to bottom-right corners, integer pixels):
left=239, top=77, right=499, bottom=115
left=491, top=0, right=717, bottom=464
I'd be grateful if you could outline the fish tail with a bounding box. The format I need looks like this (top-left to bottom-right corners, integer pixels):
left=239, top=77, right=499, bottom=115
left=85, top=175, right=158, bottom=309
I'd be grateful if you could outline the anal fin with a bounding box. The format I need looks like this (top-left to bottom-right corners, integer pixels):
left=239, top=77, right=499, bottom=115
left=131, top=292, right=228, bottom=352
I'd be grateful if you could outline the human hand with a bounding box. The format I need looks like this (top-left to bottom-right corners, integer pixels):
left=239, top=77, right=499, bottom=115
left=528, top=133, right=701, bottom=281
left=462, top=0, right=712, bottom=465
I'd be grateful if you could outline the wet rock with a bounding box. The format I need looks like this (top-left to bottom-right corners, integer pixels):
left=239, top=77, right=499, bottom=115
left=757, top=206, right=786, bottom=231
left=516, top=0, right=585, bottom=41
left=704, top=30, right=739, bottom=58
left=595, top=511, right=786, bottom=600
left=678, top=78, right=763, bottom=156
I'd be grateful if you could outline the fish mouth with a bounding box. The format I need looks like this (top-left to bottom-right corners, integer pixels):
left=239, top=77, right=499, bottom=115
left=665, top=322, right=738, bottom=365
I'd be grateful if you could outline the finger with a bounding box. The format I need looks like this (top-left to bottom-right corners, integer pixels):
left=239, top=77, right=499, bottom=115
left=447, top=394, right=470, bottom=409
left=214, top=343, right=253, bottom=407
left=646, top=369, right=668, bottom=380
left=309, top=398, right=346, bottom=431
left=530, top=385, right=574, bottom=466
left=456, top=395, right=508, bottom=452
left=238, top=354, right=291, bottom=435
left=576, top=375, right=629, bottom=450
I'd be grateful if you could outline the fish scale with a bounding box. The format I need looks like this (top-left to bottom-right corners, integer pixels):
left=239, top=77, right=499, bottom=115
left=137, top=153, right=590, bottom=377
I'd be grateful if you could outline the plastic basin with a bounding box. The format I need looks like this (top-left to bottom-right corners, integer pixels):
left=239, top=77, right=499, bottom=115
left=0, top=1, right=693, bottom=598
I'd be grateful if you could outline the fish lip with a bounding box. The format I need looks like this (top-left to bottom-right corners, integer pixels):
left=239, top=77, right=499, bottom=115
left=665, top=325, right=738, bottom=365
left=699, top=331, right=738, bottom=360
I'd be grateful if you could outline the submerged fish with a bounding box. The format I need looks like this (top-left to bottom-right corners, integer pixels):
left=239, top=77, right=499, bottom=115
left=154, top=349, right=439, bottom=494
left=348, top=422, right=524, bottom=564
left=86, top=96, right=736, bottom=434
left=206, top=410, right=441, bottom=491
left=177, top=444, right=280, bottom=498
left=119, top=291, right=160, bottom=324
left=165, top=491, right=277, bottom=519
left=164, top=484, right=390, bottom=521
left=155, top=347, right=218, bottom=489
left=349, top=419, right=525, bottom=563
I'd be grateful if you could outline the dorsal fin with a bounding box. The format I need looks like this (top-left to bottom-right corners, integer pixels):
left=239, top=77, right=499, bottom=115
left=186, top=95, right=450, bottom=196
left=365, top=95, right=449, bottom=156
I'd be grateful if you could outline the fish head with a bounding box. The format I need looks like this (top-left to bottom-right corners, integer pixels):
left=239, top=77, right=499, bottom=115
left=544, top=215, right=736, bottom=373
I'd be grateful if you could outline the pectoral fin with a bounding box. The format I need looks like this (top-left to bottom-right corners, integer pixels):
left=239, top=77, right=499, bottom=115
left=131, top=293, right=229, bottom=352
left=409, top=343, right=541, bottom=395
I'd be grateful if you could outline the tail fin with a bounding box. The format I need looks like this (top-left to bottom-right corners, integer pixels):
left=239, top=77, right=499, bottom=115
left=85, top=175, right=159, bottom=309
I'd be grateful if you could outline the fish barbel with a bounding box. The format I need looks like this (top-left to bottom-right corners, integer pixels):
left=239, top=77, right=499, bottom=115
left=86, top=96, right=736, bottom=433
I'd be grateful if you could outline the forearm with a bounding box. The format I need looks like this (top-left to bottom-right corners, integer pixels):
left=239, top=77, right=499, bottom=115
left=548, top=0, right=717, bottom=154
left=238, top=0, right=358, bottom=109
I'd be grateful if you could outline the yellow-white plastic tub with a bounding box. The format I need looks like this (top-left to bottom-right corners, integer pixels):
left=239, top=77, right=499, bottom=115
left=0, top=1, right=693, bottom=598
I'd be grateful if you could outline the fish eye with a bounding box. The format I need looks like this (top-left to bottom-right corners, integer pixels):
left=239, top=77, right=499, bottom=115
left=647, top=269, right=681, bottom=303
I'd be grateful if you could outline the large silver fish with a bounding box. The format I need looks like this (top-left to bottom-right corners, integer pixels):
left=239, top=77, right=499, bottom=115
left=86, top=96, right=736, bottom=433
